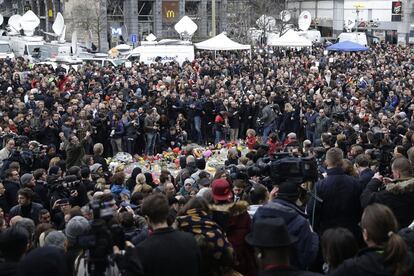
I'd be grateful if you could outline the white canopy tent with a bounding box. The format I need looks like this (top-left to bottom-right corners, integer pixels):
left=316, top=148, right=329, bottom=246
left=267, top=29, right=312, bottom=47
left=195, top=33, right=251, bottom=57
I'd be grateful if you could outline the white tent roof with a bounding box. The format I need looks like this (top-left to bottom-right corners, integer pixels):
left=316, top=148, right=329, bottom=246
left=268, top=29, right=312, bottom=47
left=195, top=33, right=251, bottom=50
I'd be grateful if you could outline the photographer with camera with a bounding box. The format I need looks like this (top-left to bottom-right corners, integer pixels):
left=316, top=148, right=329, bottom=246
left=361, top=157, right=414, bottom=229
left=61, top=131, right=91, bottom=169
left=253, top=181, right=319, bottom=270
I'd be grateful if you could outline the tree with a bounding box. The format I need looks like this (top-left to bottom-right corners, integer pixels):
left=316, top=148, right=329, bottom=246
left=70, top=0, right=108, bottom=51
left=226, top=0, right=289, bottom=44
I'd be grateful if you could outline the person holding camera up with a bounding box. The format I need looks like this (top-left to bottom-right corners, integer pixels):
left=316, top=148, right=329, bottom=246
left=60, top=131, right=91, bottom=169
left=361, top=157, right=414, bottom=229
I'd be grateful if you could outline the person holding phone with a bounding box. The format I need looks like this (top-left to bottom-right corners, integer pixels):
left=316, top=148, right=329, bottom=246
left=361, top=157, right=414, bottom=230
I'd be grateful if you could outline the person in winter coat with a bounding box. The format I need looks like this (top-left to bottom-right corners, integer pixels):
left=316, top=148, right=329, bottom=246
left=209, top=179, right=257, bottom=276
left=134, top=193, right=201, bottom=276
left=354, top=154, right=374, bottom=190
left=0, top=225, right=30, bottom=276
left=214, top=111, right=227, bottom=144
left=9, top=188, right=44, bottom=224
left=61, top=131, right=91, bottom=169
left=246, top=218, right=321, bottom=276
left=110, top=114, right=125, bottom=155
left=143, top=108, right=160, bottom=156
left=177, top=197, right=235, bottom=276
left=361, top=157, right=414, bottom=229
left=3, top=168, right=21, bottom=208
left=330, top=204, right=414, bottom=276
left=254, top=182, right=319, bottom=270
left=228, top=101, right=241, bottom=142
left=260, top=102, right=277, bottom=143
left=307, top=148, right=362, bottom=240
left=279, top=103, right=300, bottom=142
left=304, top=106, right=318, bottom=143
left=314, top=109, right=331, bottom=143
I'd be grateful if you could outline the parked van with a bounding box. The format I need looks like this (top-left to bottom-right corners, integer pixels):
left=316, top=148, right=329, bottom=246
left=337, top=32, right=368, bottom=46
left=0, top=41, right=15, bottom=59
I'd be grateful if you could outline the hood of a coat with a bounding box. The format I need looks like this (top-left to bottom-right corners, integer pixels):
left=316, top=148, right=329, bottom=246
left=349, top=248, right=397, bottom=276
left=386, top=177, right=414, bottom=195
left=255, top=199, right=304, bottom=225
left=210, top=200, right=249, bottom=217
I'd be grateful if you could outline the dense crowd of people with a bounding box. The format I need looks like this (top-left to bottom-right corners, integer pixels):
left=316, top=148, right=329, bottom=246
left=0, top=41, right=414, bottom=276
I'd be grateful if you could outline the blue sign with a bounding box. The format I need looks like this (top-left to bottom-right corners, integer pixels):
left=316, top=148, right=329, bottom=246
left=131, top=34, right=137, bottom=43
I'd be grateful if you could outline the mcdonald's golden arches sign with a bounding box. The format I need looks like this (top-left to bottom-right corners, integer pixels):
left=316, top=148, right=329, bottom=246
left=163, top=0, right=179, bottom=23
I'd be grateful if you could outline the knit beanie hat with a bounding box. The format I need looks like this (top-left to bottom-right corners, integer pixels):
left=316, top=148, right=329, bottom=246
left=20, top=174, right=33, bottom=187
left=65, top=216, right=90, bottom=244
left=44, top=231, right=67, bottom=250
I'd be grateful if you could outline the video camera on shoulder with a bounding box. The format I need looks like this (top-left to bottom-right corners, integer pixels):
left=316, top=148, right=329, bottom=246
left=269, top=155, right=318, bottom=185
left=61, top=175, right=81, bottom=190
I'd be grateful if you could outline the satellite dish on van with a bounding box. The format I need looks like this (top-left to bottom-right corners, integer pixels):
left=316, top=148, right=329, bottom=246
left=0, top=15, right=4, bottom=26
left=146, top=33, right=157, bottom=42
left=280, top=10, right=291, bottom=23
left=175, top=16, right=198, bottom=40
left=19, top=10, right=40, bottom=36
left=298, top=11, right=312, bottom=31
left=43, top=12, right=66, bottom=42
left=53, top=12, right=66, bottom=42
left=8, top=15, right=22, bottom=34
left=344, top=18, right=355, bottom=32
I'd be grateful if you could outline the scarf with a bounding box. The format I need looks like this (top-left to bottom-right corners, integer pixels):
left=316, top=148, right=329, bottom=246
left=177, top=208, right=233, bottom=261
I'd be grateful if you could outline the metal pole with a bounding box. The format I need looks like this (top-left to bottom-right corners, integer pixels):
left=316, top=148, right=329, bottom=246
left=212, top=0, right=216, bottom=36
left=45, top=0, right=49, bottom=33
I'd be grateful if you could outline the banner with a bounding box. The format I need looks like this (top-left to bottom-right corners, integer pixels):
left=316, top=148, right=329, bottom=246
left=162, top=1, right=179, bottom=24
left=391, top=1, right=402, bottom=22
left=392, top=2, right=402, bottom=15
left=134, top=45, right=194, bottom=65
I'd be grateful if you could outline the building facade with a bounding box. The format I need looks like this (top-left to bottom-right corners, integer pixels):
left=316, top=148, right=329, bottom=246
left=286, top=0, right=413, bottom=44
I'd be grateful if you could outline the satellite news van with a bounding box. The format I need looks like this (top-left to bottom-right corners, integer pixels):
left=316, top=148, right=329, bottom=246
left=127, top=17, right=197, bottom=65
left=40, top=12, right=80, bottom=62
left=0, top=41, right=15, bottom=59
left=127, top=40, right=194, bottom=65
left=337, top=32, right=368, bottom=47
left=2, top=11, right=45, bottom=60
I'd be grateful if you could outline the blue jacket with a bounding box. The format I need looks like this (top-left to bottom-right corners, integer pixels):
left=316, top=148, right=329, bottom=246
left=304, top=111, right=318, bottom=132
left=254, top=198, right=319, bottom=270
left=358, top=168, right=374, bottom=190
left=307, top=168, right=362, bottom=237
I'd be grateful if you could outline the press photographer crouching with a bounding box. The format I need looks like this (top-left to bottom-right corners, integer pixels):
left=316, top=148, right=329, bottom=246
left=361, top=157, right=414, bottom=229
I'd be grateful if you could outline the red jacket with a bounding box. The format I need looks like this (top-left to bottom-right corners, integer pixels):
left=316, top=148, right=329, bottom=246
left=246, top=136, right=257, bottom=150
